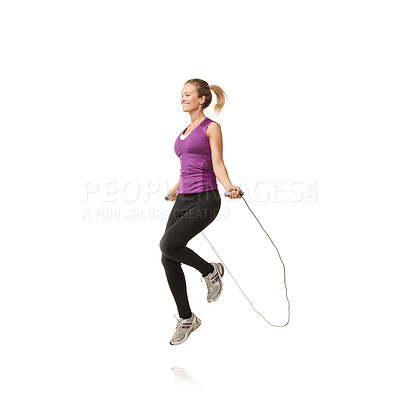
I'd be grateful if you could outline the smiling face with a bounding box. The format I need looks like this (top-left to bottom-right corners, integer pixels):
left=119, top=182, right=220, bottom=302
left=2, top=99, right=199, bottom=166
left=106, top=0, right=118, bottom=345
left=181, top=83, right=205, bottom=112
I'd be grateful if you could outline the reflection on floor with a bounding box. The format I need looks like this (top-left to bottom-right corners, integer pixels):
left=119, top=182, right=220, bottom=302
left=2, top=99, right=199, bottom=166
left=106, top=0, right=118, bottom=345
left=171, top=367, right=203, bottom=391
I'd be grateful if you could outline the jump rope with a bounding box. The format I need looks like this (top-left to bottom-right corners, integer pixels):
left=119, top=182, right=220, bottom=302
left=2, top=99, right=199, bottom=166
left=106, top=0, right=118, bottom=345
left=165, top=189, right=290, bottom=327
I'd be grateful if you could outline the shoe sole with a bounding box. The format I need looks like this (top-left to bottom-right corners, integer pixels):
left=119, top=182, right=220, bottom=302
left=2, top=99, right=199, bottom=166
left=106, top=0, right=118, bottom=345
left=169, top=317, right=202, bottom=346
left=217, top=262, right=225, bottom=277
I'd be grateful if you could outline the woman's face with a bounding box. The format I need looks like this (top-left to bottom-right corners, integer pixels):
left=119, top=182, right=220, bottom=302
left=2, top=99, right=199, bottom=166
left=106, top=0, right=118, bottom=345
left=181, top=83, right=204, bottom=113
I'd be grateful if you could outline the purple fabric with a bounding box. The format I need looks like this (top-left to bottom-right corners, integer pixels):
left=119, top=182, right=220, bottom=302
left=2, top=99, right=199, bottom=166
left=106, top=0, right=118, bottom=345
left=174, top=117, right=219, bottom=194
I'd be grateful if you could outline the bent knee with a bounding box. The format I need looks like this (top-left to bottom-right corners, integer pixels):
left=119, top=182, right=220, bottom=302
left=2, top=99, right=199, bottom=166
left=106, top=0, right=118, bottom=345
left=159, top=235, right=173, bottom=257
left=160, top=234, right=183, bottom=259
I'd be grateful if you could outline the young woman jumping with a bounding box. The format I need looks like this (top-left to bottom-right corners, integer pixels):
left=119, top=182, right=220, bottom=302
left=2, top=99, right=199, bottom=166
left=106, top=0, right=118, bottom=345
left=159, top=78, right=242, bottom=345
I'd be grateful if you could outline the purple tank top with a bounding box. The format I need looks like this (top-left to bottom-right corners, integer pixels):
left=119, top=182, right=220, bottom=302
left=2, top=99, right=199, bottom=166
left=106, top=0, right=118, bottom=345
left=174, top=117, right=219, bottom=194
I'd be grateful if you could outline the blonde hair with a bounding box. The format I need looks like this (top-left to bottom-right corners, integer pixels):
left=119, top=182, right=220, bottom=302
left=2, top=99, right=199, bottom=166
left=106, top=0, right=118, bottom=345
left=185, top=78, right=228, bottom=117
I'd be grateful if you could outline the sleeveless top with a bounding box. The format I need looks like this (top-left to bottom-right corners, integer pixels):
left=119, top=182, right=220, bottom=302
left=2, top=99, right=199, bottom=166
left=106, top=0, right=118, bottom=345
left=174, top=117, right=219, bottom=194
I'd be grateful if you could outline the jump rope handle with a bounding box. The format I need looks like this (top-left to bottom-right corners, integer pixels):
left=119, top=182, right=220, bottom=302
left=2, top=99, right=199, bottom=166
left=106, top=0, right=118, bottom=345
left=224, top=190, right=244, bottom=197
left=165, top=190, right=244, bottom=201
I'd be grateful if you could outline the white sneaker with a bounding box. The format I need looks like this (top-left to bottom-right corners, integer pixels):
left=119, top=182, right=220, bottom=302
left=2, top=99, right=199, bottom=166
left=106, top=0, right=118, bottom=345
left=169, top=313, right=202, bottom=345
left=200, top=262, right=225, bottom=303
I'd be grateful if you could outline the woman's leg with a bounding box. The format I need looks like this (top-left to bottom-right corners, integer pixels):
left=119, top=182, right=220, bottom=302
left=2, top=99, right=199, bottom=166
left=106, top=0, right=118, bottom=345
left=160, top=190, right=221, bottom=276
left=161, top=197, right=193, bottom=319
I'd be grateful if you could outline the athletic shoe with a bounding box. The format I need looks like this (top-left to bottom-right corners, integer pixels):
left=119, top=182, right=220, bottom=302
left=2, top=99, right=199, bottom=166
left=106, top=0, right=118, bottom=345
left=169, top=313, right=201, bottom=345
left=200, top=262, right=225, bottom=303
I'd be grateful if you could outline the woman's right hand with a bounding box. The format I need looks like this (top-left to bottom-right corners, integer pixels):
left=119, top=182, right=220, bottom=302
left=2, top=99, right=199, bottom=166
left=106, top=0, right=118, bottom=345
left=167, top=190, right=178, bottom=201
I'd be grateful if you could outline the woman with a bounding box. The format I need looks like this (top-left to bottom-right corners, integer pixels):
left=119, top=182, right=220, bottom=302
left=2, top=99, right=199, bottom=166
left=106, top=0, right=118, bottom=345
left=159, top=78, right=242, bottom=346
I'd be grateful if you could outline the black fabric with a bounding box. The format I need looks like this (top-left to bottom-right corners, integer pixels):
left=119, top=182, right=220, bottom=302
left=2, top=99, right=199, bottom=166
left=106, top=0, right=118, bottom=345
left=160, top=189, right=221, bottom=319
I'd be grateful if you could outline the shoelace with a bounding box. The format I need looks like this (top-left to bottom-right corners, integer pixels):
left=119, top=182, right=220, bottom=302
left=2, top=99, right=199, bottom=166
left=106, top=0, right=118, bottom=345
left=200, top=274, right=217, bottom=294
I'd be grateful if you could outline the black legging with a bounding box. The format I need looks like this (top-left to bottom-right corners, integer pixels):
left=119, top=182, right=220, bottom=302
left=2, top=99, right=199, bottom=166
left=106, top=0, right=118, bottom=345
left=160, top=189, right=221, bottom=319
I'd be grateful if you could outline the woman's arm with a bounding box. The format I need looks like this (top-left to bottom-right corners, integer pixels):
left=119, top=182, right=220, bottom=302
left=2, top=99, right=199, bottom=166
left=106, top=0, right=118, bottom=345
left=166, top=179, right=180, bottom=201
left=213, top=162, right=232, bottom=191
left=208, top=123, right=233, bottom=190
left=169, top=179, right=180, bottom=194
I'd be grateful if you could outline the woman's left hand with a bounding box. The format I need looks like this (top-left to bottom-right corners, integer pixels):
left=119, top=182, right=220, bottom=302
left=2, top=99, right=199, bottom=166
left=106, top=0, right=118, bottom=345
left=225, top=184, right=242, bottom=199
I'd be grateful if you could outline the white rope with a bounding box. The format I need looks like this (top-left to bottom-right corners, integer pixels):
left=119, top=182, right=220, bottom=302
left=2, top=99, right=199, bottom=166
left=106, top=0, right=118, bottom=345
left=201, top=195, right=291, bottom=327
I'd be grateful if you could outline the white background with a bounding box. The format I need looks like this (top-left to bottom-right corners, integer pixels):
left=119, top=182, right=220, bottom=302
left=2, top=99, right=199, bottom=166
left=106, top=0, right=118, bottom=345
left=1, top=0, right=399, bottom=398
